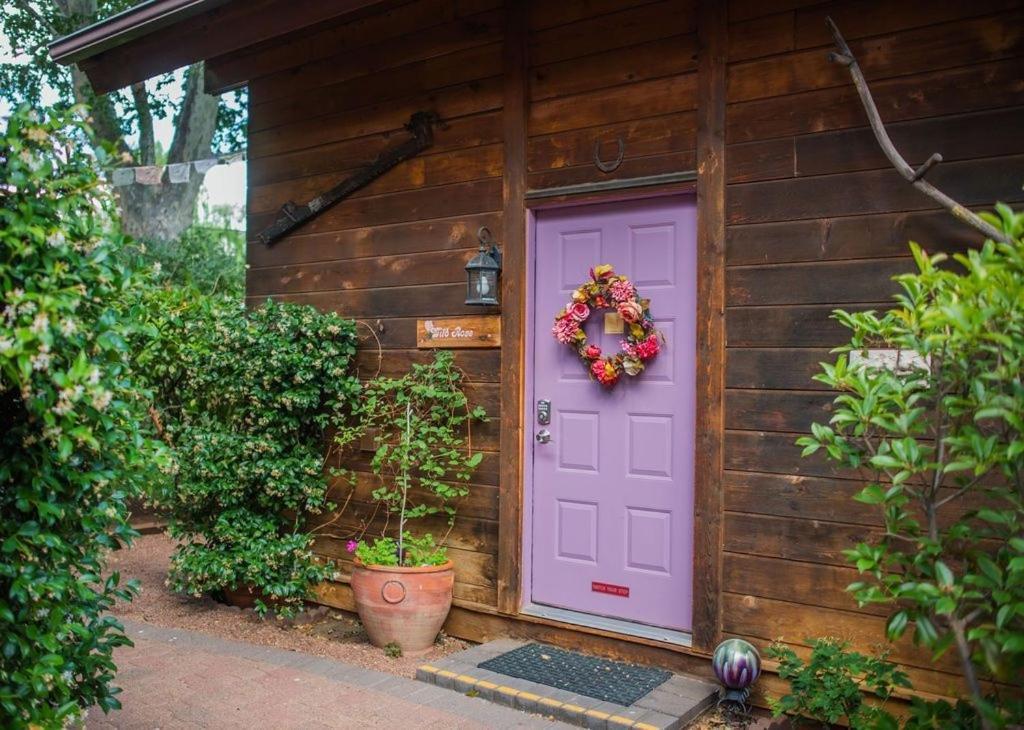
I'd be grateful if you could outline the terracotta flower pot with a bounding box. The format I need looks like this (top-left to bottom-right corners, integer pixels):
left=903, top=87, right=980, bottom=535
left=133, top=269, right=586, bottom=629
left=350, top=559, right=454, bottom=656
left=221, top=584, right=280, bottom=611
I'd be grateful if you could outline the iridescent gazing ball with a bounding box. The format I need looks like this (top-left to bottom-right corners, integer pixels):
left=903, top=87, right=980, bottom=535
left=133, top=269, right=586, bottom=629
left=712, top=638, right=761, bottom=690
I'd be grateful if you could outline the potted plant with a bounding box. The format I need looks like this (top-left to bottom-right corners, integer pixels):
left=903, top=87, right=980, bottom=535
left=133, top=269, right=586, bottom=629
left=335, top=351, right=486, bottom=655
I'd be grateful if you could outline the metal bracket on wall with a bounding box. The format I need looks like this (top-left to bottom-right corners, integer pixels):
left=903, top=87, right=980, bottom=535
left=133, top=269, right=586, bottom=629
left=525, top=170, right=698, bottom=200
left=255, top=111, right=443, bottom=246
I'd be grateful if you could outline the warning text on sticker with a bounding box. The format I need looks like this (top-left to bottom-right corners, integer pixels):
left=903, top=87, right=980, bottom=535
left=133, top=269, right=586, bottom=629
left=591, top=581, right=629, bottom=597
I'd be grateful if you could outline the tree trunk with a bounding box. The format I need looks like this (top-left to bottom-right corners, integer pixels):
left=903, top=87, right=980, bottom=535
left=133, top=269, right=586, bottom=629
left=60, top=0, right=220, bottom=244
left=116, top=64, right=220, bottom=244
left=951, top=617, right=993, bottom=730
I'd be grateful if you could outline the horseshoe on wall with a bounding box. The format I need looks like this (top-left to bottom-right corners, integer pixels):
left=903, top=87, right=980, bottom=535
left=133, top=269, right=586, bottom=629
left=593, top=137, right=625, bottom=173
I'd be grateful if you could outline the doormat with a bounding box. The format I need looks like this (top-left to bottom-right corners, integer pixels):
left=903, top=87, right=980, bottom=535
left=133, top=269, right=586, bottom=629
left=477, top=642, right=671, bottom=706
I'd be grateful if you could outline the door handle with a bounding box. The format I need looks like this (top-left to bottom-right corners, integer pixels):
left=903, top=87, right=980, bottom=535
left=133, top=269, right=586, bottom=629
left=535, top=429, right=552, bottom=444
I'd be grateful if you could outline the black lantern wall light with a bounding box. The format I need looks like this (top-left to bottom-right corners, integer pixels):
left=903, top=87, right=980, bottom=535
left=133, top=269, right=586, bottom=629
left=465, top=226, right=502, bottom=306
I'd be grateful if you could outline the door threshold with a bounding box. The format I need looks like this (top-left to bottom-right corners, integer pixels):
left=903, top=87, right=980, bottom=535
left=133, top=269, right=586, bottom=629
left=520, top=603, right=693, bottom=648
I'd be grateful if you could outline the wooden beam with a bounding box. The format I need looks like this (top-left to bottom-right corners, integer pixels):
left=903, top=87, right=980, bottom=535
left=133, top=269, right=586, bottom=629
left=496, top=0, right=528, bottom=616
left=691, top=0, right=727, bottom=654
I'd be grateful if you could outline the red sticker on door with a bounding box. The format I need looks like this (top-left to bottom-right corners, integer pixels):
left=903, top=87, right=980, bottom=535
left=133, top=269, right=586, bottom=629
left=591, top=581, right=629, bottom=597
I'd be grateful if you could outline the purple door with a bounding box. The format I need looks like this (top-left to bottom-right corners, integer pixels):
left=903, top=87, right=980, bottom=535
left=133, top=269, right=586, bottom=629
left=529, top=195, right=696, bottom=631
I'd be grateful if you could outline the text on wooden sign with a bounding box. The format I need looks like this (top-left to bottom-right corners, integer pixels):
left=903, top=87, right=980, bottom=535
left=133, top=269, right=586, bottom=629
left=417, top=316, right=501, bottom=349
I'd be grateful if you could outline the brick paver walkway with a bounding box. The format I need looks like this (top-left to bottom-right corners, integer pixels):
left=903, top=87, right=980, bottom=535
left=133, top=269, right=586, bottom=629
left=87, top=620, right=568, bottom=729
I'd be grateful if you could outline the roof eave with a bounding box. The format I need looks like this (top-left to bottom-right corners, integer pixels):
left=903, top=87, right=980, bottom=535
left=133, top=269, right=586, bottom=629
left=47, top=0, right=230, bottom=66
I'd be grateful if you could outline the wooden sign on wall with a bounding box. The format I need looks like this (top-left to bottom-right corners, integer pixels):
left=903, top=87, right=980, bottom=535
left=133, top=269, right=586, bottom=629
left=417, top=316, right=501, bottom=349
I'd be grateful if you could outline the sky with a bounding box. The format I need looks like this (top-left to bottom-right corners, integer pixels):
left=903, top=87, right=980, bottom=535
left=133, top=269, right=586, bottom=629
left=1, top=28, right=247, bottom=229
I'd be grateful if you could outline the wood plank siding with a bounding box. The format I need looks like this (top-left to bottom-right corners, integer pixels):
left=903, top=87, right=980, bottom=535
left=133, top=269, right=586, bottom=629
left=722, top=0, right=1024, bottom=701
left=243, top=0, right=507, bottom=610
left=230, top=0, right=1024, bottom=699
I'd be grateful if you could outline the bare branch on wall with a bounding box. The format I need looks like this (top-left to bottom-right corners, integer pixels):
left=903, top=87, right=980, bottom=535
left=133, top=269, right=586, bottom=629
left=825, top=17, right=1012, bottom=245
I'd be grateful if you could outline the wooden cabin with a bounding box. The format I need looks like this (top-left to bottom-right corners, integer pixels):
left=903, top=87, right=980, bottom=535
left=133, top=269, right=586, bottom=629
left=54, top=0, right=1024, bottom=705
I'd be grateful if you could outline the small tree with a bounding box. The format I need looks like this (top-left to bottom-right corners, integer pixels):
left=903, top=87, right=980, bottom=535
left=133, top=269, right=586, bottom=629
left=0, top=107, right=160, bottom=727
left=335, top=351, right=486, bottom=566
left=798, top=205, right=1024, bottom=728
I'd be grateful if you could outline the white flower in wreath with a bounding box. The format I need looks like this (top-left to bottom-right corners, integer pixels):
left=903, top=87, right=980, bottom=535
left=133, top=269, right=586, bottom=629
left=623, top=357, right=644, bottom=376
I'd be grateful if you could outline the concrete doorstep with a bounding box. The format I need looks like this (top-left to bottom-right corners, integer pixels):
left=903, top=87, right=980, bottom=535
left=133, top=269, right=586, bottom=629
left=416, top=640, right=718, bottom=730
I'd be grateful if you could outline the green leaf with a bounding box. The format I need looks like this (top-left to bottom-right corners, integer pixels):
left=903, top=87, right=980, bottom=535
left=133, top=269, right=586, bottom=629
left=854, top=484, right=886, bottom=505
left=915, top=616, right=939, bottom=647
left=886, top=611, right=908, bottom=640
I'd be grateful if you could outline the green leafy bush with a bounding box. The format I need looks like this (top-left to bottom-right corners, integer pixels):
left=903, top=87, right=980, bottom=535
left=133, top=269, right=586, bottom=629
left=768, top=638, right=909, bottom=728
left=353, top=532, right=448, bottom=567
left=118, top=202, right=245, bottom=298
left=769, top=639, right=982, bottom=729
left=336, top=351, right=486, bottom=566
left=0, top=107, right=159, bottom=727
left=797, top=206, right=1024, bottom=727
left=140, top=291, right=360, bottom=615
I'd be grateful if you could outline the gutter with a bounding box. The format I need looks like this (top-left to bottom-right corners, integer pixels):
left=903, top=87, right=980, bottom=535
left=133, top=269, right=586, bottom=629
left=48, top=0, right=231, bottom=66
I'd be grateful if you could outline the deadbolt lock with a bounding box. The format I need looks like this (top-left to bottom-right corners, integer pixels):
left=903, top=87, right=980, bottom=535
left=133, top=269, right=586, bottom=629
left=537, top=399, right=551, bottom=425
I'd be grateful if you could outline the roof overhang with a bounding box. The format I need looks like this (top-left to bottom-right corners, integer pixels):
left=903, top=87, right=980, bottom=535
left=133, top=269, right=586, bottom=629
left=47, top=0, right=384, bottom=94
left=48, top=0, right=229, bottom=67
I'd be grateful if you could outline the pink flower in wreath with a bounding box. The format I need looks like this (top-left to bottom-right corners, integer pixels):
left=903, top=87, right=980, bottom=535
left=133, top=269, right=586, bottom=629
left=609, top=279, right=636, bottom=303
left=584, top=344, right=602, bottom=360
left=552, top=316, right=580, bottom=344
left=568, top=301, right=590, bottom=322
left=346, top=540, right=359, bottom=554
left=591, top=359, right=619, bottom=387
left=634, top=334, right=661, bottom=361
left=617, top=300, right=644, bottom=323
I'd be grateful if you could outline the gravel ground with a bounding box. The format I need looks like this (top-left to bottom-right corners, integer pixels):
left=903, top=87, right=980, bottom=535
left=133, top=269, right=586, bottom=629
left=105, top=531, right=470, bottom=678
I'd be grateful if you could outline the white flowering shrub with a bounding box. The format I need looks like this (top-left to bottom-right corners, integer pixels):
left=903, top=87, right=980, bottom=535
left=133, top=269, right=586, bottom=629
left=0, top=108, right=159, bottom=727
left=138, top=290, right=360, bottom=616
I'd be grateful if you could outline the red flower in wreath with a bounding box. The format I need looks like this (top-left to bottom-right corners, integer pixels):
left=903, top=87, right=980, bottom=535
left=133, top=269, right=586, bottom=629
left=553, top=264, right=664, bottom=390
left=634, top=334, right=660, bottom=361
left=591, top=359, right=619, bottom=387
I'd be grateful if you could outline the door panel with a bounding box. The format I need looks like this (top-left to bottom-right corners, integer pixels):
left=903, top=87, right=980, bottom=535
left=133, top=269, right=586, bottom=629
left=530, top=195, right=696, bottom=631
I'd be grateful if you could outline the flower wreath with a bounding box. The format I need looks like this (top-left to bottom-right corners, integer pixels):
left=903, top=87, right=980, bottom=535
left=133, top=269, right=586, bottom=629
left=552, top=264, right=662, bottom=388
